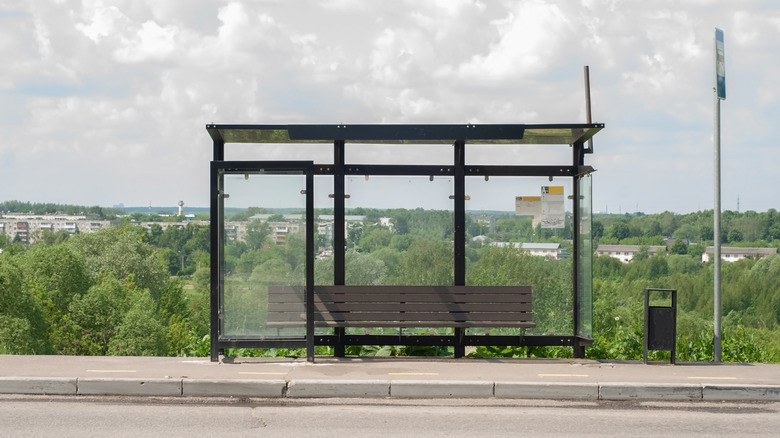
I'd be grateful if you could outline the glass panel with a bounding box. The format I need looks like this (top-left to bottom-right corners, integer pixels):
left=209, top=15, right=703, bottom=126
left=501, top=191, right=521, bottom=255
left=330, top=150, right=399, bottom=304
left=313, top=175, right=335, bottom=286
left=344, top=175, right=454, bottom=285
left=344, top=174, right=454, bottom=337
left=465, top=143, right=572, bottom=166
left=220, top=170, right=308, bottom=339
left=577, top=173, right=594, bottom=337
left=465, top=176, right=574, bottom=336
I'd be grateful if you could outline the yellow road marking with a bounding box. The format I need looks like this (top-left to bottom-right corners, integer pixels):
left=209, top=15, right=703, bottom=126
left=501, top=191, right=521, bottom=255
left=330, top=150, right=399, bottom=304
left=238, top=372, right=288, bottom=376
left=86, top=370, right=137, bottom=373
left=388, top=372, right=439, bottom=376
left=687, top=376, right=737, bottom=380
left=538, top=373, right=589, bottom=378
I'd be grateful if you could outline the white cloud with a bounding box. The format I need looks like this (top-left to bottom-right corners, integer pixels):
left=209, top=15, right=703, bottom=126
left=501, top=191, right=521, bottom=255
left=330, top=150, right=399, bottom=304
left=0, top=0, right=779, bottom=212
left=113, top=20, right=179, bottom=63
left=453, top=1, right=571, bottom=81
left=75, top=3, right=125, bottom=43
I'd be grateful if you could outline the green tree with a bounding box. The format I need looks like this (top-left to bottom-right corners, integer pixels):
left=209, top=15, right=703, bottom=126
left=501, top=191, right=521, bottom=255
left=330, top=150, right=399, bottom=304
left=395, top=239, right=452, bottom=285
left=669, top=239, right=688, bottom=255
left=345, top=251, right=388, bottom=285
left=0, top=256, right=49, bottom=354
left=68, top=226, right=168, bottom=299
left=607, top=222, right=630, bottom=241
left=245, top=220, right=270, bottom=250
left=359, top=227, right=393, bottom=253
left=727, top=228, right=743, bottom=243
left=108, top=292, right=167, bottom=356
left=68, top=277, right=131, bottom=355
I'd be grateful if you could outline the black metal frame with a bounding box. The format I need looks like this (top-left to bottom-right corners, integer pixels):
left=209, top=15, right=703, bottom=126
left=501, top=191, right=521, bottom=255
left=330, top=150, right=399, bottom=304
left=210, top=161, right=315, bottom=361
left=209, top=123, right=603, bottom=361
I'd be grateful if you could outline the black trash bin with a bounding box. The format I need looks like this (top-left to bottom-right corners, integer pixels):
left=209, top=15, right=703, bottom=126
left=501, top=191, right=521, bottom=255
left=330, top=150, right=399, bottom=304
left=644, top=288, right=677, bottom=364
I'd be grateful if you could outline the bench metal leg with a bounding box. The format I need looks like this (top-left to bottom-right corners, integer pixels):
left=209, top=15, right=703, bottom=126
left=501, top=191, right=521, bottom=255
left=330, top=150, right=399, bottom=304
left=454, top=328, right=465, bottom=358
left=334, top=327, right=345, bottom=357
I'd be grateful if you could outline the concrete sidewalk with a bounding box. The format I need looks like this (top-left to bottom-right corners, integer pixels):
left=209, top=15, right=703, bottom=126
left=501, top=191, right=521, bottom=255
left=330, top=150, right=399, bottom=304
left=1, top=355, right=779, bottom=402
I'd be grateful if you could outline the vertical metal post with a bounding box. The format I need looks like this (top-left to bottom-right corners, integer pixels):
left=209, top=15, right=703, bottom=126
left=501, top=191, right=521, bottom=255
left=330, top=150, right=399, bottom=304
left=584, top=66, right=594, bottom=152
left=333, top=140, right=346, bottom=357
left=713, top=28, right=725, bottom=363
left=453, top=140, right=466, bottom=358
left=572, top=140, right=584, bottom=359
left=713, top=90, right=722, bottom=363
left=209, top=138, right=224, bottom=362
left=306, top=167, right=315, bottom=361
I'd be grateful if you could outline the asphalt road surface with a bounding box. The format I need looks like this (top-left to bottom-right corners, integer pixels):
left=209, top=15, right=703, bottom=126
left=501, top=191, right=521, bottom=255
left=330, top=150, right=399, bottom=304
left=2, top=396, right=778, bottom=437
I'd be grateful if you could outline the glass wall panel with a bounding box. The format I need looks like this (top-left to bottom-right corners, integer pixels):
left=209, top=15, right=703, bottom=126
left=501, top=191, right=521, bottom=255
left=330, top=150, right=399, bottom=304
left=577, top=173, right=594, bottom=337
left=220, top=169, right=308, bottom=340
left=464, top=176, right=574, bottom=336
left=343, top=174, right=454, bottom=338
left=344, top=175, right=454, bottom=285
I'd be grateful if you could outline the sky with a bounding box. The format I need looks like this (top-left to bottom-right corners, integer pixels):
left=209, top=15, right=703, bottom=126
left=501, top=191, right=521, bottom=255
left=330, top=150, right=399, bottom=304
left=1, top=0, right=779, bottom=214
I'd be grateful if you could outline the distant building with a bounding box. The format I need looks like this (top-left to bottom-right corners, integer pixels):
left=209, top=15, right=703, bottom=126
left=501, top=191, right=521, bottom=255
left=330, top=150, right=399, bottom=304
left=595, top=244, right=667, bottom=263
left=521, top=242, right=566, bottom=260
left=490, top=241, right=566, bottom=260
left=701, top=247, right=777, bottom=263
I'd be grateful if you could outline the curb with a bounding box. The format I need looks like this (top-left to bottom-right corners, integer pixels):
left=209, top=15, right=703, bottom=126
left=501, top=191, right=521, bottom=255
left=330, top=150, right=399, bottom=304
left=77, top=377, right=181, bottom=397
left=599, top=383, right=702, bottom=401
left=495, top=382, right=599, bottom=400
left=2, top=378, right=780, bottom=402
left=286, top=379, right=390, bottom=398
left=0, top=377, right=78, bottom=395
left=702, top=384, right=780, bottom=401
left=390, top=380, right=493, bottom=398
left=183, top=378, right=286, bottom=398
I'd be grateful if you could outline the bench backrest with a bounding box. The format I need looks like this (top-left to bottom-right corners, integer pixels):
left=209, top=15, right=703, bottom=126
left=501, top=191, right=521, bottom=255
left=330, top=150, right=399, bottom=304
left=267, top=285, right=533, bottom=328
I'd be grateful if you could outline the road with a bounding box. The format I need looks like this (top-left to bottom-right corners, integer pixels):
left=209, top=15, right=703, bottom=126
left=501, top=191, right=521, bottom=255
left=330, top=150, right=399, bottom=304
left=2, top=396, right=778, bottom=437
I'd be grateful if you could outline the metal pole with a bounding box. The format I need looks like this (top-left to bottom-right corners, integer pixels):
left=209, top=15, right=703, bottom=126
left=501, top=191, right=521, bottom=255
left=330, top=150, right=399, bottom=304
left=713, top=28, right=724, bottom=362
left=713, top=92, right=722, bottom=363
left=584, top=66, right=594, bottom=152
left=453, top=140, right=466, bottom=358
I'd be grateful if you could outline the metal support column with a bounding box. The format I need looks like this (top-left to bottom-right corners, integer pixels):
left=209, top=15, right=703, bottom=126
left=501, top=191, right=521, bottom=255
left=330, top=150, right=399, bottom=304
left=209, top=138, right=224, bottom=362
left=572, top=140, right=585, bottom=359
left=305, top=169, right=315, bottom=361
left=333, top=140, right=346, bottom=357
left=453, top=140, right=466, bottom=358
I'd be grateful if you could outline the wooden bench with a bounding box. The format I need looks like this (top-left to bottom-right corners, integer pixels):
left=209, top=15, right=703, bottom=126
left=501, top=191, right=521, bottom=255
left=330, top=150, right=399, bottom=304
left=266, top=285, right=534, bottom=356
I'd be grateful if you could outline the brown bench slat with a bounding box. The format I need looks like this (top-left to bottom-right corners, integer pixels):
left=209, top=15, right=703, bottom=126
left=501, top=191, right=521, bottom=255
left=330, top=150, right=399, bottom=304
left=317, top=312, right=532, bottom=322
left=314, top=294, right=531, bottom=304
left=270, top=302, right=532, bottom=313
left=315, top=285, right=530, bottom=293
left=265, top=285, right=535, bottom=329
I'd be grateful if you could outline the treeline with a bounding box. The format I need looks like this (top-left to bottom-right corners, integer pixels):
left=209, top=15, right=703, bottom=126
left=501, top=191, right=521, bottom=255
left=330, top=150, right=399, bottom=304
left=2, top=204, right=779, bottom=362
left=595, top=209, right=780, bottom=248
left=589, top=252, right=780, bottom=362
left=0, top=225, right=210, bottom=356
left=0, top=200, right=123, bottom=218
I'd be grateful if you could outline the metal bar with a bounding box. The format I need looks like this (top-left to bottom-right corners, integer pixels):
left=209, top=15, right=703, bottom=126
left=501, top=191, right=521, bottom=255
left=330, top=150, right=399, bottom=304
left=333, top=140, right=346, bottom=357
left=714, top=92, right=722, bottom=363
left=312, top=335, right=578, bottom=348
left=465, top=165, right=577, bottom=177
left=216, top=339, right=309, bottom=350
left=572, top=140, right=583, bottom=359
left=584, top=66, right=594, bottom=153
left=306, top=166, right=315, bottom=361
left=210, top=137, right=225, bottom=361
left=453, top=140, right=466, bottom=358
left=209, top=162, right=221, bottom=361
left=342, top=164, right=454, bottom=176
left=317, top=164, right=577, bottom=177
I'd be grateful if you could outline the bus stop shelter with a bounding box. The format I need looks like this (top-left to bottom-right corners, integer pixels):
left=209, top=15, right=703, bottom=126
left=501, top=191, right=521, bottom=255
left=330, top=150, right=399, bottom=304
left=208, top=122, right=604, bottom=361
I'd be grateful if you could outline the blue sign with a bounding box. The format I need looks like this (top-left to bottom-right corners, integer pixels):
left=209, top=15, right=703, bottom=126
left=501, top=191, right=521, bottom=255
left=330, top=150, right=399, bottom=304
left=715, top=28, right=726, bottom=100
